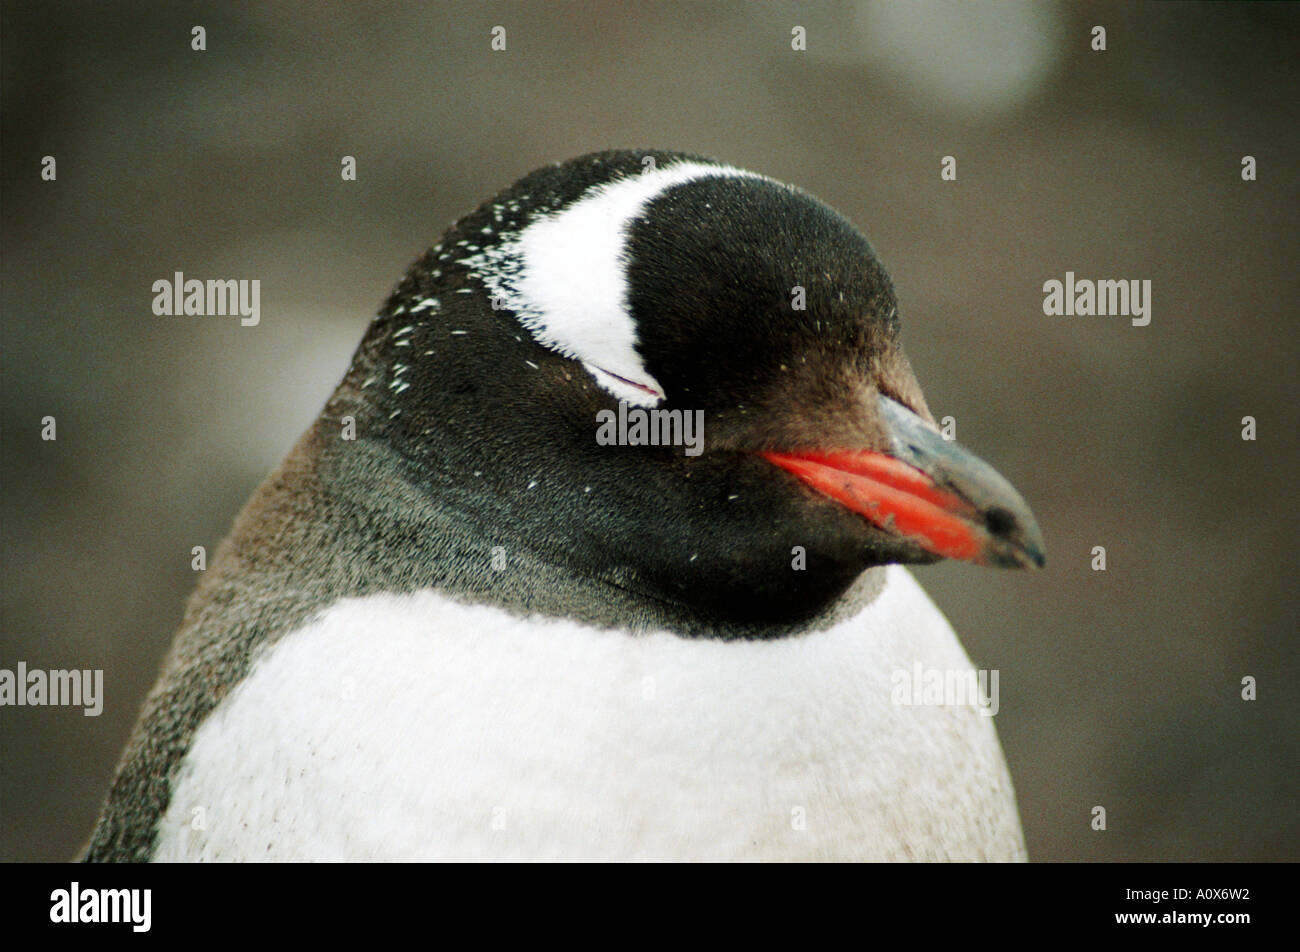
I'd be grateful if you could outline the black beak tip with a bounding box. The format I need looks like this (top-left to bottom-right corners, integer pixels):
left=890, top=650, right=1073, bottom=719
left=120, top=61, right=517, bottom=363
left=1021, top=517, right=1047, bottom=569
left=983, top=506, right=1046, bottom=570
left=1009, top=525, right=1046, bottom=570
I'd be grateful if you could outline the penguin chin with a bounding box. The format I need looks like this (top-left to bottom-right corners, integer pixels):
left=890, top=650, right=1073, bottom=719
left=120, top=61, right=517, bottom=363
left=668, top=567, right=866, bottom=630
left=637, top=529, right=939, bottom=631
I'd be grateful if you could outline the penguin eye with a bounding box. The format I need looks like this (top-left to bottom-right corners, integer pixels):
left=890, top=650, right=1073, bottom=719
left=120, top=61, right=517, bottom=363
left=585, top=365, right=665, bottom=405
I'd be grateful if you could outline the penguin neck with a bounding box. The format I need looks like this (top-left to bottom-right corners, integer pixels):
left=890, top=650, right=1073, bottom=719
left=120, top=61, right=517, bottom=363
left=294, top=421, right=888, bottom=640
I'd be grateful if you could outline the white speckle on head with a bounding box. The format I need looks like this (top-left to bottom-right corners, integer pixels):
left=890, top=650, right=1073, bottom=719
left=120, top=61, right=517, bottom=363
left=525, top=360, right=539, bottom=370
left=460, top=160, right=768, bottom=408
left=412, top=297, right=440, bottom=313
left=394, top=325, right=415, bottom=337
left=450, top=330, right=468, bottom=336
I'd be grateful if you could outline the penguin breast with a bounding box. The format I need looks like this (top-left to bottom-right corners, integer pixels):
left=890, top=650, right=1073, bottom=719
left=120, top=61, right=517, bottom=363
left=152, top=565, right=1025, bottom=862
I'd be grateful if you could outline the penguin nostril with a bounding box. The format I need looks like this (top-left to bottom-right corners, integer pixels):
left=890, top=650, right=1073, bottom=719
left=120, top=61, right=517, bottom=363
left=984, top=507, right=1016, bottom=538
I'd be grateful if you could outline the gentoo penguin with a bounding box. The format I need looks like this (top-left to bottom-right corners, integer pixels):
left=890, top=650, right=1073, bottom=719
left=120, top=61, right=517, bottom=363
left=86, top=150, right=1044, bottom=862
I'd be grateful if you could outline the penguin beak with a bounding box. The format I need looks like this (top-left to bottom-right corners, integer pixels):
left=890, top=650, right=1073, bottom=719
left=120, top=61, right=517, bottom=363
left=761, top=395, right=1045, bottom=569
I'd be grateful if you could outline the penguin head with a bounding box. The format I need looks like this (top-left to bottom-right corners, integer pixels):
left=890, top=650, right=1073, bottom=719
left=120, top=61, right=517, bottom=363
left=340, top=151, right=1043, bottom=626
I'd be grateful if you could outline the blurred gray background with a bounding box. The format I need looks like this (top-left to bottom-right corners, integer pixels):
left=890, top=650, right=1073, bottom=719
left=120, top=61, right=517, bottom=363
left=3, top=1, right=1297, bottom=862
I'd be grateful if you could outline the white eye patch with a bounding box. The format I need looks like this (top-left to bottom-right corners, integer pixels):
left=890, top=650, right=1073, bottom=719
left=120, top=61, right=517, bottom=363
left=460, top=160, right=764, bottom=407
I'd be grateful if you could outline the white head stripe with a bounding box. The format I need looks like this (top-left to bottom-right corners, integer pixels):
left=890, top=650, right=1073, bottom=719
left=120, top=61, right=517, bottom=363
left=461, top=160, right=764, bottom=406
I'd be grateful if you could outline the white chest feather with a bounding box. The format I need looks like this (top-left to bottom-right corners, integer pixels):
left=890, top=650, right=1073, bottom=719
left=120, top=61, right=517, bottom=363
left=153, top=566, right=1025, bottom=861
